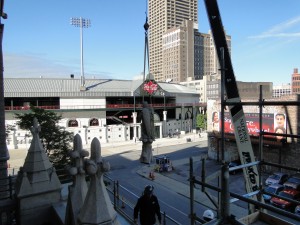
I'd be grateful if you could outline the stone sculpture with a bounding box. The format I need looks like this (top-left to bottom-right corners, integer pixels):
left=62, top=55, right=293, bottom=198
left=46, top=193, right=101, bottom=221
left=138, top=101, right=155, bottom=164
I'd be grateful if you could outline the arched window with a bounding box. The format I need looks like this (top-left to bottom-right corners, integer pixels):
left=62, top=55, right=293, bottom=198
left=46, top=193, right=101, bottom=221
left=68, top=119, right=78, bottom=127
left=90, top=118, right=99, bottom=126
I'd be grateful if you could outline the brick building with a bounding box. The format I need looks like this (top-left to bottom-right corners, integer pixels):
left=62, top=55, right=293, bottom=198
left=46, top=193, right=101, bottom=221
left=207, top=94, right=300, bottom=171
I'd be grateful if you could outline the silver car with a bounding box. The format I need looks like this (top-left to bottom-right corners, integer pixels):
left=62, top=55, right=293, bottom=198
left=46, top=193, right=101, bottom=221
left=283, top=174, right=300, bottom=190
left=265, top=172, right=289, bottom=186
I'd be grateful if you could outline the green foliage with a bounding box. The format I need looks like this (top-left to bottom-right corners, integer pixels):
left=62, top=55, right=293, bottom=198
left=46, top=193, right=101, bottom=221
left=15, top=106, right=73, bottom=168
left=196, top=113, right=207, bottom=130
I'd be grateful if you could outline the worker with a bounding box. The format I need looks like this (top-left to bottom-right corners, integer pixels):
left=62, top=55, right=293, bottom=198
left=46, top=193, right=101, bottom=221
left=203, top=209, right=215, bottom=222
left=134, top=185, right=161, bottom=225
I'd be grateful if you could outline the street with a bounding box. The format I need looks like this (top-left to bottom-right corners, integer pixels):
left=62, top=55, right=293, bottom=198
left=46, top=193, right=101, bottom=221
left=103, top=140, right=224, bottom=224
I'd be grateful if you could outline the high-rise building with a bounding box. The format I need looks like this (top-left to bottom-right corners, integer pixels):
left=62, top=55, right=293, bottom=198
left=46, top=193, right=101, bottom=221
left=148, top=0, right=198, bottom=82
left=162, top=22, right=232, bottom=83
left=291, top=68, right=300, bottom=94
left=195, top=30, right=232, bottom=80
left=162, top=20, right=195, bottom=83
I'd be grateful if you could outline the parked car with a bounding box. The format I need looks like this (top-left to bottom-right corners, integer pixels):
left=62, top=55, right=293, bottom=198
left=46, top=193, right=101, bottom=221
left=263, top=184, right=284, bottom=202
left=270, top=189, right=300, bottom=211
left=265, top=172, right=289, bottom=186
left=295, top=205, right=300, bottom=215
left=283, top=174, right=300, bottom=190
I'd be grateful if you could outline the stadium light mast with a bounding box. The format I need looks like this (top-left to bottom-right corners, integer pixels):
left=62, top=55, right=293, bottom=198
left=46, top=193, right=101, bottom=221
left=70, top=17, right=91, bottom=91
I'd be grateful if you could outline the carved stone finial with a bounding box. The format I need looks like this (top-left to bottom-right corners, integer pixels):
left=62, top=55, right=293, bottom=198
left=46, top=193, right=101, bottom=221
left=78, top=137, right=118, bottom=225
left=65, top=134, right=89, bottom=225
left=30, top=117, right=41, bottom=136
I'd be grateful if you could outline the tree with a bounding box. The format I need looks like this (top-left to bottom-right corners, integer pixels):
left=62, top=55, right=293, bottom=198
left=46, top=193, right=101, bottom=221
left=15, top=106, right=74, bottom=168
left=196, top=113, right=207, bottom=131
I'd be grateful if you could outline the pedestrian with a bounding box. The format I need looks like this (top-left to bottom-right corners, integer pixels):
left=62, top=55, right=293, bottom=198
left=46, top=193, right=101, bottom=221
left=134, top=185, right=161, bottom=225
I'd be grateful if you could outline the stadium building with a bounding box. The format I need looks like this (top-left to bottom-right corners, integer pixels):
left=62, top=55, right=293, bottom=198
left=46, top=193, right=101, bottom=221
left=4, top=77, right=203, bottom=150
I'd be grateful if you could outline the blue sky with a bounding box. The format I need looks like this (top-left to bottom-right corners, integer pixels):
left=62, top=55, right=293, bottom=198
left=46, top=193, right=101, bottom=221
left=3, top=0, right=300, bottom=85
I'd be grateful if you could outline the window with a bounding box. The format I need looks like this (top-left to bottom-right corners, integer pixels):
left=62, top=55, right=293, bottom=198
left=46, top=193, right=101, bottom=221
left=68, top=119, right=78, bottom=127
left=90, top=118, right=99, bottom=126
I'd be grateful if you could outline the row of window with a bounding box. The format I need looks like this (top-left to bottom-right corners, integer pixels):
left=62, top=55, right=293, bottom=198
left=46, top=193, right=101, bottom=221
left=292, top=76, right=300, bottom=80
left=12, top=133, right=132, bottom=144
left=68, top=118, right=99, bottom=127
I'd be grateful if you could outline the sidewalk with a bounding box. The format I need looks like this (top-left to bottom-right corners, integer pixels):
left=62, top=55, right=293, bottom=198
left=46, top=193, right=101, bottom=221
left=7, top=132, right=206, bottom=174
left=101, top=132, right=206, bottom=156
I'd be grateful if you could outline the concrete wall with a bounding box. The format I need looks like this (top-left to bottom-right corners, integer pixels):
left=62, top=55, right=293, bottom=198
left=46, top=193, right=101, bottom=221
left=60, top=97, right=106, bottom=109
left=6, top=118, right=192, bottom=150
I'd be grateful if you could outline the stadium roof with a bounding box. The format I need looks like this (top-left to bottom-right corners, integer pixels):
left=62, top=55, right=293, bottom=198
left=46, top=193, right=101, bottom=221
left=4, top=77, right=199, bottom=98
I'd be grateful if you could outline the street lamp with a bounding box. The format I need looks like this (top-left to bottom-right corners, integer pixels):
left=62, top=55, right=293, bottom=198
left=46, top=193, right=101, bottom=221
left=70, top=17, right=91, bottom=90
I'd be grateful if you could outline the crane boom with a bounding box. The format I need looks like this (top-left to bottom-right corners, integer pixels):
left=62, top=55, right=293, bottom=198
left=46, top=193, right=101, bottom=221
left=203, top=0, right=260, bottom=201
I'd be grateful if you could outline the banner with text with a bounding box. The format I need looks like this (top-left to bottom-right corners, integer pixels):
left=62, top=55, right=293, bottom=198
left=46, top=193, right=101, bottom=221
left=223, top=112, right=274, bottom=136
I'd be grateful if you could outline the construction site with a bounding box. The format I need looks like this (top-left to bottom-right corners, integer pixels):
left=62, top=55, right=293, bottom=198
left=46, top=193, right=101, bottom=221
left=0, top=0, right=300, bottom=224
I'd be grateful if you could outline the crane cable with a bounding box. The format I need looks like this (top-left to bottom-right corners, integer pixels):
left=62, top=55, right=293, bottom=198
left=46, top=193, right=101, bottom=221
left=142, top=0, right=150, bottom=102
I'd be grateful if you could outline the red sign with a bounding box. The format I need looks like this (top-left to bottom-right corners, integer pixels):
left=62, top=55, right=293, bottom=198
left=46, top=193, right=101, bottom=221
left=143, top=80, right=158, bottom=95
left=223, top=112, right=274, bottom=136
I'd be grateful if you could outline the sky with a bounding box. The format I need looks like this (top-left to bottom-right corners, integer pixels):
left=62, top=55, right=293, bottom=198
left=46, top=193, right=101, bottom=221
left=2, top=0, right=300, bottom=85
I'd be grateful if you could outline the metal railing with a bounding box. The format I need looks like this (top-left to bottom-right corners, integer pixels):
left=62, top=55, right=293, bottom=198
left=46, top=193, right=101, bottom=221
left=0, top=175, right=16, bottom=200
left=4, top=102, right=206, bottom=111
left=104, top=175, right=182, bottom=225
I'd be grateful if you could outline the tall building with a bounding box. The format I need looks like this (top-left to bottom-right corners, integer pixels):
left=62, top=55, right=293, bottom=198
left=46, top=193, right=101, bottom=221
left=162, top=23, right=232, bottom=83
left=148, top=0, right=198, bottom=82
left=291, top=68, right=300, bottom=94
left=162, top=20, right=195, bottom=83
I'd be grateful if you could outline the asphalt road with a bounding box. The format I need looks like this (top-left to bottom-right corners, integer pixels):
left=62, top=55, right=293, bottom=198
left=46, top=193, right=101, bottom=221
left=103, top=140, right=220, bottom=224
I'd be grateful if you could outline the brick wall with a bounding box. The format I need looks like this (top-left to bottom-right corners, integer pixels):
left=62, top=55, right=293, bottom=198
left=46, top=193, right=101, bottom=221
left=207, top=94, right=300, bottom=173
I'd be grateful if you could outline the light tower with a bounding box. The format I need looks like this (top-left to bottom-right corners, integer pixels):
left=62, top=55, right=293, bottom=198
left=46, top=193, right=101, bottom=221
left=70, top=17, right=91, bottom=91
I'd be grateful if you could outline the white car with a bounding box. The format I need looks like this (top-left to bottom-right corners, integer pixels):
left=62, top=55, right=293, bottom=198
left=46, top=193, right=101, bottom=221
left=265, top=172, right=289, bottom=186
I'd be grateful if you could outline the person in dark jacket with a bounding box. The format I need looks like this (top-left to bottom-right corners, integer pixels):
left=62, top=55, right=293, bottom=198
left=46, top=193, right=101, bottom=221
left=134, top=185, right=161, bottom=225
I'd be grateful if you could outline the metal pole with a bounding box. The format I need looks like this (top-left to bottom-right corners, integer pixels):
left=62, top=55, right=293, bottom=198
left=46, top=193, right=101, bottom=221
left=220, top=47, right=225, bottom=162
left=163, top=93, right=166, bottom=111
left=134, top=92, right=136, bottom=113
left=258, top=85, right=263, bottom=201
left=189, top=157, right=195, bottom=225
left=0, top=0, right=9, bottom=199
left=70, top=17, right=90, bottom=89
left=220, top=164, right=230, bottom=220
left=80, top=17, right=84, bottom=88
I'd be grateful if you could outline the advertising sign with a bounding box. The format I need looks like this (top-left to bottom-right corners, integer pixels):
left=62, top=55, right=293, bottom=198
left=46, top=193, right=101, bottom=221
left=212, top=112, right=287, bottom=140
left=143, top=80, right=158, bottom=95
left=223, top=112, right=274, bottom=136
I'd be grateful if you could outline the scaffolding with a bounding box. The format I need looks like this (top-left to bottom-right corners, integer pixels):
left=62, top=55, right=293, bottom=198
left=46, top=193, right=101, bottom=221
left=189, top=86, right=300, bottom=224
